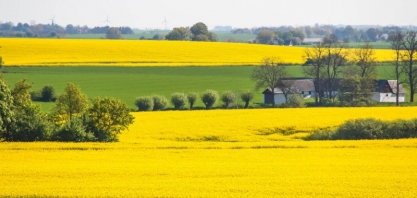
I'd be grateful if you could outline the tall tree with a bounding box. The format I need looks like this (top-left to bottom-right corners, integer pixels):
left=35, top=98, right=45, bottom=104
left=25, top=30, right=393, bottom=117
left=165, top=27, right=191, bottom=40
left=391, top=32, right=405, bottom=106
left=105, top=27, right=123, bottom=39
left=322, top=41, right=348, bottom=102
left=303, top=43, right=326, bottom=104
left=353, top=42, right=377, bottom=78
left=251, top=57, right=288, bottom=107
left=0, top=76, right=15, bottom=141
left=190, top=22, right=210, bottom=41
left=256, top=30, right=275, bottom=44
left=11, top=79, right=32, bottom=107
left=53, top=83, right=89, bottom=123
left=401, top=31, right=417, bottom=102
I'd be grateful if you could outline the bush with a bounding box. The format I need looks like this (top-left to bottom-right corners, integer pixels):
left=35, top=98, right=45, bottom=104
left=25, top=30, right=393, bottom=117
left=52, top=117, right=95, bottom=142
left=187, top=92, right=198, bottom=109
left=221, top=91, right=236, bottom=108
left=201, top=90, right=218, bottom=109
left=284, top=94, right=305, bottom=108
left=41, top=85, right=56, bottom=102
left=135, top=96, right=154, bottom=111
left=152, top=95, right=168, bottom=110
left=171, top=93, right=188, bottom=109
left=30, top=90, right=42, bottom=101
left=240, top=91, right=253, bottom=108
left=334, top=118, right=386, bottom=140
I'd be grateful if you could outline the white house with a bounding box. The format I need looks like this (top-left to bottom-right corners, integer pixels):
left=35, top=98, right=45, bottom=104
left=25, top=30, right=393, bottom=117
left=373, top=80, right=406, bottom=102
left=262, top=79, right=316, bottom=105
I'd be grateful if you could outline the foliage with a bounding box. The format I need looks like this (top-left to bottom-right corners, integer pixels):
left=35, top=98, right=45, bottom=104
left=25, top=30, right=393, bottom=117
left=171, top=93, right=188, bottom=109
left=52, top=117, right=95, bottom=142
left=283, top=94, right=305, bottom=108
left=256, top=30, right=275, bottom=44
left=165, top=27, right=190, bottom=40
left=85, top=97, right=134, bottom=142
left=338, top=75, right=376, bottom=106
left=221, top=91, right=236, bottom=108
left=152, top=95, right=168, bottom=110
left=0, top=56, right=3, bottom=73
left=190, top=22, right=210, bottom=41
left=41, top=85, right=56, bottom=102
left=106, top=27, right=123, bottom=39
left=52, top=83, right=89, bottom=123
left=135, top=96, right=154, bottom=111
left=240, top=90, right=253, bottom=108
left=201, top=90, right=218, bottom=109
left=11, top=79, right=32, bottom=107
left=0, top=76, right=15, bottom=140
left=187, top=92, right=198, bottom=109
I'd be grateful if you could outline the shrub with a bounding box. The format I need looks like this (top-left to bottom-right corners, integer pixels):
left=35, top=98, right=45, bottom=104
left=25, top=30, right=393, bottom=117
left=171, top=93, right=188, bottom=109
left=30, top=90, right=42, bottom=101
left=41, top=85, right=56, bottom=102
left=135, top=96, right=154, bottom=111
left=52, top=117, right=95, bottom=142
left=152, top=95, right=168, bottom=110
left=333, top=118, right=387, bottom=140
left=284, top=94, right=305, bottom=108
left=221, top=91, right=236, bottom=108
left=240, top=91, right=254, bottom=108
left=201, top=90, right=218, bottom=109
left=187, top=92, right=198, bottom=109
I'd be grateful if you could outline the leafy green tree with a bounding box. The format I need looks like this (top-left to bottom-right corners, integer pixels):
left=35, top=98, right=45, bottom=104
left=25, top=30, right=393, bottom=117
left=0, top=76, right=15, bottom=141
left=11, top=104, right=53, bottom=141
left=283, top=94, right=305, bottom=108
left=171, top=93, right=188, bottom=109
left=256, top=30, right=275, bottom=44
left=221, top=91, right=236, bottom=108
left=240, top=91, right=253, bottom=108
left=52, top=83, right=89, bottom=123
left=41, top=85, right=56, bottom=102
left=0, top=56, right=3, bottom=73
left=53, top=117, right=94, bottom=142
left=86, top=97, right=134, bottom=142
left=190, top=22, right=209, bottom=41
left=338, top=75, right=375, bottom=106
left=187, top=92, right=198, bottom=109
left=106, top=27, right=123, bottom=39
left=201, top=90, right=218, bottom=109
left=11, top=79, right=32, bottom=107
left=152, top=95, right=168, bottom=110
left=165, top=27, right=190, bottom=40
left=135, top=96, right=154, bottom=111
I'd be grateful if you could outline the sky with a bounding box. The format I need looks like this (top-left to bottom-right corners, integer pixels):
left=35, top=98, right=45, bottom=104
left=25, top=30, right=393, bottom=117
left=1, top=0, right=416, bottom=29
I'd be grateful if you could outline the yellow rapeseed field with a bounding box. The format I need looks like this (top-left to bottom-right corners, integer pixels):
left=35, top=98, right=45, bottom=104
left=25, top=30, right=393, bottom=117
left=0, top=38, right=394, bottom=66
left=1, top=107, right=417, bottom=197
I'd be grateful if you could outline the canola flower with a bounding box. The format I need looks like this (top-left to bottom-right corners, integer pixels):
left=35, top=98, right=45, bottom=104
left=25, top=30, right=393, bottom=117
left=1, top=107, right=417, bottom=197
left=0, top=38, right=395, bottom=66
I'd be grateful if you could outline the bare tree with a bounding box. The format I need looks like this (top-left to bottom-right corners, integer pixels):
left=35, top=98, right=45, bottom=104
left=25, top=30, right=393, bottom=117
left=401, top=31, right=417, bottom=102
left=251, top=57, right=288, bottom=107
left=303, top=43, right=326, bottom=105
left=353, top=42, right=377, bottom=78
left=391, top=32, right=405, bottom=106
left=277, top=79, right=296, bottom=103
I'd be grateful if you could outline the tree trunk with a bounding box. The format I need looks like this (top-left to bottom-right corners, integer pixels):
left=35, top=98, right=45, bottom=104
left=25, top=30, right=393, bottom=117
left=244, top=101, right=249, bottom=108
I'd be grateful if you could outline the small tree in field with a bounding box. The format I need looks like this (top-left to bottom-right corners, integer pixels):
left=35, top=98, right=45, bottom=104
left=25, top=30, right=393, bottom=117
left=41, top=85, right=56, bottom=102
left=221, top=91, right=236, bottom=108
left=135, top=96, right=154, bottom=111
left=187, top=92, right=198, bottom=109
left=201, top=90, right=218, bottom=109
left=152, top=95, right=168, bottom=110
left=52, top=83, right=89, bottom=122
left=240, top=91, right=254, bottom=108
left=171, top=93, right=188, bottom=109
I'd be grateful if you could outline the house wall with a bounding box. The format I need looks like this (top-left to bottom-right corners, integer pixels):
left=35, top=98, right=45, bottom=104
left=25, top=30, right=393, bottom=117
left=372, top=93, right=405, bottom=102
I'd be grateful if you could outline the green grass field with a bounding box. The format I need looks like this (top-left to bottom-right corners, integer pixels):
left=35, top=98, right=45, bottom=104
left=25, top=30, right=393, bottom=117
left=2, top=65, right=404, bottom=111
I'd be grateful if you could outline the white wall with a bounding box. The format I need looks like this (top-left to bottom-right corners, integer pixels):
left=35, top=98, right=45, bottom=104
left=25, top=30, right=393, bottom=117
left=373, top=93, right=405, bottom=102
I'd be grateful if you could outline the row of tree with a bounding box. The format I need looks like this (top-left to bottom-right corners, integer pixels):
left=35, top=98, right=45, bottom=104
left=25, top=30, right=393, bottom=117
left=165, top=22, right=217, bottom=41
left=0, top=77, right=134, bottom=142
left=135, top=90, right=254, bottom=110
left=252, top=31, right=417, bottom=107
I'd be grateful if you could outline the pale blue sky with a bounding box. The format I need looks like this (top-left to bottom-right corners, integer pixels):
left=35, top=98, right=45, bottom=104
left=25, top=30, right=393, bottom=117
left=0, top=0, right=416, bottom=29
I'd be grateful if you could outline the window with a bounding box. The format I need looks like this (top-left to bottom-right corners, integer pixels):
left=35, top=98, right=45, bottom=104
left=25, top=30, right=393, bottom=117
left=386, top=94, right=389, bottom=97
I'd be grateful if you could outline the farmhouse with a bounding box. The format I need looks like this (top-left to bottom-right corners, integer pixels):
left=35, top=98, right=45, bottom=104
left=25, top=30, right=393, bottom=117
left=373, top=80, right=406, bottom=102
left=262, top=79, right=406, bottom=105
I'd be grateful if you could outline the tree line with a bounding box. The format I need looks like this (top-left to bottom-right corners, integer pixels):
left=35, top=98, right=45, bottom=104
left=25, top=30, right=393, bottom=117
left=0, top=77, right=134, bottom=142
left=252, top=31, right=417, bottom=107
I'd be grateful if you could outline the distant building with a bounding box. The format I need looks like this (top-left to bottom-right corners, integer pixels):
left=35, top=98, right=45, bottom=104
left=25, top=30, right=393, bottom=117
left=302, top=38, right=323, bottom=44
left=212, top=26, right=232, bottom=32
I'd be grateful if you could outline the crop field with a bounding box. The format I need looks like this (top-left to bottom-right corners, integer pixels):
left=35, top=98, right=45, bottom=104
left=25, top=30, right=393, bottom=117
left=0, top=38, right=395, bottom=66
left=1, top=107, right=417, bottom=197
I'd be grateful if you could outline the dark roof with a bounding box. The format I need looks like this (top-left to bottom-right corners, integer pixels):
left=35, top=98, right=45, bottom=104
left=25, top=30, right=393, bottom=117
left=262, top=78, right=315, bottom=94
left=376, top=80, right=406, bottom=94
